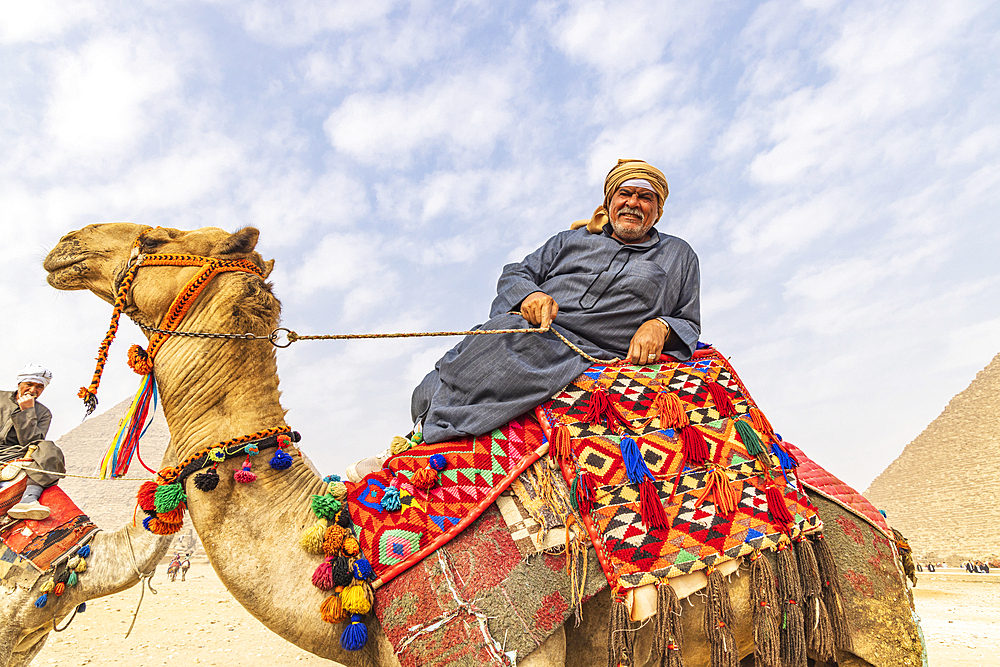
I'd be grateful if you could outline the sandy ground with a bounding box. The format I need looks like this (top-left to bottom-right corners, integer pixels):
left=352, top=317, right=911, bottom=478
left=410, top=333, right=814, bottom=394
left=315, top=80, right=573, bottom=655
left=32, top=563, right=1000, bottom=666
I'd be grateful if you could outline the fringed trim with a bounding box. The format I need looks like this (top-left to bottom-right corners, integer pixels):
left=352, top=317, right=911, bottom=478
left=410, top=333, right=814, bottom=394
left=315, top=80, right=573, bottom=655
left=704, top=380, right=737, bottom=419
left=696, top=467, right=739, bottom=516
left=679, top=425, right=710, bottom=466
left=776, top=543, right=807, bottom=667
left=550, top=423, right=573, bottom=462
left=812, top=533, right=853, bottom=652
left=749, top=551, right=780, bottom=667
left=765, top=480, right=794, bottom=527
left=638, top=476, right=668, bottom=530
left=585, top=387, right=630, bottom=431
left=607, top=595, right=634, bottom=667
left=643, top=391, right=690, bottom=430
left=795, top=539, right=835, bottom=662
left=748, top=407, right=776, bottom=444
left=703, top=567, right=738, bottom=667
left=652, top=582, right=684, bottom=667
left=571, top=469, right=598, bottom=516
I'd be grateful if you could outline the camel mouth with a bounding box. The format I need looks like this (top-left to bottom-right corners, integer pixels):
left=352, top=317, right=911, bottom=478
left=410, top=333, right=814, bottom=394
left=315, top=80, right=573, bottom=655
left=43, top=251, right=90, bottom=290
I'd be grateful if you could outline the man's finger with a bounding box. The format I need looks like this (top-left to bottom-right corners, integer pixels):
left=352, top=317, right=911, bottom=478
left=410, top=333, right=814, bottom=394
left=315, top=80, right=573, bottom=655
left=540, top=302, right=552, bottom=329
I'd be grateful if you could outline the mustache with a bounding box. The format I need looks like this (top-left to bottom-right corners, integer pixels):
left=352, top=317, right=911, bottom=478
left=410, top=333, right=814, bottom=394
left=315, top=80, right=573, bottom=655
left=618, top=206, right=644, bottom=219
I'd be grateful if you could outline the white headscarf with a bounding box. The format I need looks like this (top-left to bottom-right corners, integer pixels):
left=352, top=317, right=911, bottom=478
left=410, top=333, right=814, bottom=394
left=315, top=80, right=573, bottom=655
left=16, top=364, right=52, bottom=387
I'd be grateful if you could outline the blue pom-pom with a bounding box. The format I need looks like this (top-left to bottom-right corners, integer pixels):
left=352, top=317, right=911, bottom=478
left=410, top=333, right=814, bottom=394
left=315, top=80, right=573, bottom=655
left=78, top=545, right=91, bottom=558
left=142, top=516, right=153, bottom=530
left=269, top=449, right=293, bottom=470
left=352, top=558, right=374, bottom=581
left=77, top=602, right=86, bottom=613
left=35, top=594, right=47, bottom=608
left=323, top=474, right=341, bottom=483
left=619, top=437, right=654, bottom=484
left=380, top=487, right=401, bottom=512
left=428, top=454, right=447, bottom=471
left=245, top=444, right=259, bottom=455
left=340, top=616, right=368, bottom=651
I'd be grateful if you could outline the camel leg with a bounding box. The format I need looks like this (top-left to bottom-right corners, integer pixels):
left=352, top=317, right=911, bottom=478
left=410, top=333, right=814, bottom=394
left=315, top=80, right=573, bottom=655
left=519, top=624, right=566, bottom=667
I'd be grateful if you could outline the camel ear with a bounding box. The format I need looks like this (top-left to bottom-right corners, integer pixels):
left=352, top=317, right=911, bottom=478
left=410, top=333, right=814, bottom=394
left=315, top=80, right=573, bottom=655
left=260, top=258, right=275, bottom=278
left=213, top=227, right=259, bottom=257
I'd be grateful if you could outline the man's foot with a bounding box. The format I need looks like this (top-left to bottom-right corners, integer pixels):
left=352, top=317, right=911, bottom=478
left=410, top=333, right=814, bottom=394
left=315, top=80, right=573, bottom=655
left=8, top=502, right=50, bottom=521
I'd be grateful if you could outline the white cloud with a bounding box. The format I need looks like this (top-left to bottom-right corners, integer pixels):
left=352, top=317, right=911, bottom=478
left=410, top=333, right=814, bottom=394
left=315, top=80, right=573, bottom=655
left=0, top=0, right=99, bottom=44
left=225, top=0, right=399, bottom=45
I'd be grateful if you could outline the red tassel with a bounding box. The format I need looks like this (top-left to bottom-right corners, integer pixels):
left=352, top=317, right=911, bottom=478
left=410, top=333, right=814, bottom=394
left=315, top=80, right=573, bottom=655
left=642, top=391, right=690, bottom=430
left=583, top=387, right=629, bottom=430
left=137, top=481, right=158, bottom=512
left=639, top=476, right=669, bottom=529
left=550, top=423, right=573, bottom=462
left=575, top=470, right=597, bottom=515
left=697, top=468, right=739, bottom=515
left=410, top=466, right=438, bottom=489
left=312, top=559, right=335, bottom=590
left=749, top=406, right=776, bottom=443
left=766, top=483, right=795, bottom=526
left=679, top=424, right=710, bottom=466
left=705, top=380, right=736, bottom=418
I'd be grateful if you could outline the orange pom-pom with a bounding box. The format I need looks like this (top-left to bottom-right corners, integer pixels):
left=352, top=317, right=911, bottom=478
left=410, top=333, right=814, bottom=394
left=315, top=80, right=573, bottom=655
left=147, top=517, right=183, bottom=535
left=321, top=593, right=347, bottom=623
left=342, top=536, right=360, bottom=556
left=127, top=344, right=154, bottom=375
left=54, top=582, right=66, bottom=596
left=323, top=525, right=345, bottom=556
left=158, top=502, right=186, bottom=525
left=410, top=467, right=438, bottom=489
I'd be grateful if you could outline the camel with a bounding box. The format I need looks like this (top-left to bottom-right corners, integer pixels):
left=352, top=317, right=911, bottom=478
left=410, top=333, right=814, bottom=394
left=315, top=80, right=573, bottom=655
left=36, top=222, right=924, bottom=667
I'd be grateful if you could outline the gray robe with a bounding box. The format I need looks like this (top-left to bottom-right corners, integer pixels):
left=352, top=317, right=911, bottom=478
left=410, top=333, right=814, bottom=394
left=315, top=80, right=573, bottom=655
left=0, top=390, right=64, bottom=487
left=412, top=225, right=701, bottom=444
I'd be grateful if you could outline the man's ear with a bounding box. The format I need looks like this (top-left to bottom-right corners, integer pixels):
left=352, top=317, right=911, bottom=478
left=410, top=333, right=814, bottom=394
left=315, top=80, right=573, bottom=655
left=212, top=227, right=260, bottom=257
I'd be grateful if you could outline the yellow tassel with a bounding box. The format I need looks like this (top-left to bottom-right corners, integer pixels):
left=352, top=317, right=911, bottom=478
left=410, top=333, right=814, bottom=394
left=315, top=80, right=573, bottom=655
left=299, top=519, right=328, bottom=554
left=390, top=436, right=412, bottom=455
left=41, top=580, right=55, bottom=593
left=327, top=481, right=348, bottom=500
left=341, top=583, right=374, bottom=615
left=75, top=559, right=87, bottom=573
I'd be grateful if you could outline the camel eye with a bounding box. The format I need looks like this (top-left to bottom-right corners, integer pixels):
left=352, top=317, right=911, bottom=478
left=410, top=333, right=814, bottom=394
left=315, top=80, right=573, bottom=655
left=141, top=237, right=166, bottom=253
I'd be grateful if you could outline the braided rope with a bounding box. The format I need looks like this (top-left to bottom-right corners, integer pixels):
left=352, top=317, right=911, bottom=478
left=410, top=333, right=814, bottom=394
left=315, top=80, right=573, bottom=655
left=156, top=426, right=290, bottom=485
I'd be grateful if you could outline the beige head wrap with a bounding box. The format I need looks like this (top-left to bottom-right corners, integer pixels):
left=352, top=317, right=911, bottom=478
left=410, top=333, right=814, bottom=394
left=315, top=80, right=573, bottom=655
left=16, top=364, right=52, bottom=387
left=571, top=159, right=669, bottom=234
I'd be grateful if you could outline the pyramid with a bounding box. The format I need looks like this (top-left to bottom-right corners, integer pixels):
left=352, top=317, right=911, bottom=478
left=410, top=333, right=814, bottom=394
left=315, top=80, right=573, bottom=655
left=865, top=353, right=1000, bottom=561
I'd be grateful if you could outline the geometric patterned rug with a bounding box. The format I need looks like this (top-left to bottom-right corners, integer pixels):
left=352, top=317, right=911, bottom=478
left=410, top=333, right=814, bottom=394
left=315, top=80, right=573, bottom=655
left=1, top=484, right=99, bottom=573
left=538, top=346, right=822, bottom=591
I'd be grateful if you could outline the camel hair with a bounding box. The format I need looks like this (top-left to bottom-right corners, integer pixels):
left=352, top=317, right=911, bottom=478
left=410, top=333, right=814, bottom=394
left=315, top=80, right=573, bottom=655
left=33, top=223, right=924, bottom=667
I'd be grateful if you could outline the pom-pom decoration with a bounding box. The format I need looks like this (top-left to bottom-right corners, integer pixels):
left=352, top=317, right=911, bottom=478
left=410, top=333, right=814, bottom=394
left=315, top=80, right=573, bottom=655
left=311, top=494, right=342, bottom=520
left=77, top=545, right=91, bottom=558
left=68, top=572, right=79, bottom=587
left=244, top=443, right=259, bottom=455
left=390, top=435, right=412, bottom=455
left=327, top=481, right=348, bottom=500
left=142, top=516, right=154, bottom=530
left=380, top=486, right=401, bottom=512
left=340, top=584, right=373, bottom=615
left=269, top=449, right=293, bottom=470
left=312, top=558, right=335, bottom=590
left=322, top=525, right=345, bottom=556
left=352, top=558, right=374, bottom=581
left=126, top=344, right=153, bottom=375
left=68, top=556, right=81, bottom=571
left=153, top=483, right=186, bottom=513
left=410, top=466, right=438, bottom=490
left=194, top=465, right=221, bottom=491
left=158, top=503, right=186, bottom=525
left=137, top=481, right=158, bottom=512
left=342, top=535, right=360, bottom=556
left=299, top=519, right=328, bottom=555
left=428, top=454, right=447, bottom=471
left=332, top=556, right=353, bottom=587
left=234, top=455, right=256, bottom=483
left=41, top=580, right=55, bottom=593
left=208, top=448, right=226, bottom=462
left=323, top=474, right=341, bottom=483
left=336, top=508, right=352, bottom=528
left=340, top=615, right=368, bottom=651
left=75, top=559, right=87, bottom=573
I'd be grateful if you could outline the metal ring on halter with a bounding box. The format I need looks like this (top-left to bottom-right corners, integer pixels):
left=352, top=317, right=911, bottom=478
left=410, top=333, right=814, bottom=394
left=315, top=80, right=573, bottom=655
left=269, top=327, right=293, bottom=348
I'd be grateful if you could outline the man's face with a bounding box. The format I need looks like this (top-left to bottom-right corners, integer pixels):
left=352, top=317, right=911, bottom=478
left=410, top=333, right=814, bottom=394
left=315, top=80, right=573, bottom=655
left=608, top=186, right=658, bottom=243
left=17, top=382, right=45, bottom=400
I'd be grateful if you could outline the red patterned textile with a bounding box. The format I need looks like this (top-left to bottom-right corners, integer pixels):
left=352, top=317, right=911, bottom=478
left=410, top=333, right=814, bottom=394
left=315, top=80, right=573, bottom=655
left=1, top=485, right=99, bottom=571
left=346, top=417, right=547, bottom=587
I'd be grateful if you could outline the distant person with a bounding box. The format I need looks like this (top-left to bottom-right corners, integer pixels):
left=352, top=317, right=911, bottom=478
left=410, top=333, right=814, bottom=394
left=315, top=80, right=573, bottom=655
left=1, top=365, right=65, bottom=521
left=180, top=554, right=191, bottom=581
left=927, top=563, right=935, bottom=572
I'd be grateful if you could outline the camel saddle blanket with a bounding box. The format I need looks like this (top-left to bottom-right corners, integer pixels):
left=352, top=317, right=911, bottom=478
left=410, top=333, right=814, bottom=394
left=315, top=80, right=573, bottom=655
left=537, top=347, right=821, bottom=590
left=1, top=480, right=99, bottom=576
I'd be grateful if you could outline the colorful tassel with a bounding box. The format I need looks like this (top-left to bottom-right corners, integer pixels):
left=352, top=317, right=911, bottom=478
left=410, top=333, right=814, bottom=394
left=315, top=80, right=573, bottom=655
left=269, top=449, right=293, bottom=470
left=638, top=476, right=668, bottom=529
left=126, top=344, right=153, bottom=375
left=583, top=387, right=629, bottom=430
left=299, top=519, right=328, bottom=554
left=244, top=443, right=259, bottom=455
left=323, top=474, right=342, bottom=483
left=311, top=494, right=342, bottom=520
left=321, top=593, right=346, bottom=624
left=137, top=481, right=158, bottom=512
left=332, top=556, right=353, bottom=587
left=733, top=419, right=765, bottom=457
left=77, top=545, right=91, bottom=558
left=153, top=483, right=186, bottom=513
left=77, top=603, right=86, bottom=613
left=312, top=558, right=335, bottom=590
left=340, top=583, right=373, bottom=615
left=571, top=470, right=597, bottom=515
left=352, top=559, right=374, bottom=581
left=75, top=559, right=87, bottom=573
left=233, top=455, right=256, bottom=483
left=41, top=580, right=54, bottom=593
left=679, top=424, right=710, bottom=465
left=54, top=582, right=66, bottom=596
left=35, top=594, right=47, bottom=608
left=766, top=482, right=795, bottom=526
left=194, top=465, right=220, bottom=491
left=770, top=441, right=798, bottom=470
left=99, top=372, right=158, bottom=478
left=619, top=436, right=653, bottom=484
left=749, top=406, right=776, bottom=443
left=705, top=379, right=737, bottom=418
left=380, top=486, right=401, bottom=511
left=342, top=535, right=360, bottom=557
left=642, top=390, right=689, bottom=429
left=68, top=571, right=78, bottom=587
left=323, top=525, right=345, bottom=556
left=158, top=503, right=186, bottom=525
left=697, top=467, right=739, bottom=515
left=410, top=466, right=438, bottom=489
left=340, top=615, right=368, bottom=651
left=550, top=423, right=573, bottom=462
left=390, top=435, right=412, bottom=455
left=327, top=481, right=348, bottom=500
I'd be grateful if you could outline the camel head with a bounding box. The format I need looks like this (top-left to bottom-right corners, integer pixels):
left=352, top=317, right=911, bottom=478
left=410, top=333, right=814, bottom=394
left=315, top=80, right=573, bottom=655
left=44, top=223, right=277, bottom=330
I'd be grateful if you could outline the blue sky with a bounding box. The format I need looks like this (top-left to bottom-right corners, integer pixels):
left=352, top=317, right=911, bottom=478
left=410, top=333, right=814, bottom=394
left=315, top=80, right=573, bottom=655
left=2, top=0, right=998, bottom=491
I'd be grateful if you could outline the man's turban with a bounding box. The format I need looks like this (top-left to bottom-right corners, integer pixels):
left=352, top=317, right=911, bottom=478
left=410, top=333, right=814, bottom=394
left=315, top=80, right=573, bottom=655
left=571, top=159, right=669, bottom=234
left=16, top=364, right=52, bottom=388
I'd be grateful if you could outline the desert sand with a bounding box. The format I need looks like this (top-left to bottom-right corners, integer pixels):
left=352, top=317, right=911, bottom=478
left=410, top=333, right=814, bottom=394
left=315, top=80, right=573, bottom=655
left=32, top=562, right=999, bottom=666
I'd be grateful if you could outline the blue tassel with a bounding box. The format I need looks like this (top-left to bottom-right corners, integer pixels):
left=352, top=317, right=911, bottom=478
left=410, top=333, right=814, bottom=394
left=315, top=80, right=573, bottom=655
left=78, top=545, right=91, bottom=558
left=619, top=437, right=654, bottom=484
left=352, top=558, right=374, bottom=581
left=142, top=516, right=153, bottom=531
left=77, top=602, right=86, bottom=613
left=340, top=615, right=368, bottom=651
left=269, top=449, right=293, bottom=470
left=770, top=441, right=798, bottom=470
left=323, top=474, right=341, bottom=483
left=380, top=486, right=401, bottom=512
left=35, top=594, right=47, bottom=608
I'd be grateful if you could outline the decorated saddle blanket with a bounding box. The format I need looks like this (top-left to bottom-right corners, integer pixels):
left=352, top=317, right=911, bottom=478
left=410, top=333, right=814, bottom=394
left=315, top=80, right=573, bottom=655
left=1, top=482, right=99, bottom=575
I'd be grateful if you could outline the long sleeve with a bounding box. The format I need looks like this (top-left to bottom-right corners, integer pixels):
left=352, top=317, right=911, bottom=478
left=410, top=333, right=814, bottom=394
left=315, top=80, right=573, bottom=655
left=658, top=250, right=701, bottom=359
left=12, top=404, right=51, bottom=446
left=490, top=233, right=568, bottom=316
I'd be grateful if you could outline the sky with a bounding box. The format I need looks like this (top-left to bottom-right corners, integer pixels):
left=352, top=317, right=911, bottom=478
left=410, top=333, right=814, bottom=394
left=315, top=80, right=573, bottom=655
left=1, top=0, right=998, bottom=492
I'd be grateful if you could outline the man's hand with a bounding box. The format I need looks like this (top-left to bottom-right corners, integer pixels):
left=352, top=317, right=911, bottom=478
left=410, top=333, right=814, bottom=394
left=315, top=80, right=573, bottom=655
left=627, top=319, right=670, bottom=364
left=520, top=292, right=559, bottom=330
left=17, top=393, right=35, bottom=410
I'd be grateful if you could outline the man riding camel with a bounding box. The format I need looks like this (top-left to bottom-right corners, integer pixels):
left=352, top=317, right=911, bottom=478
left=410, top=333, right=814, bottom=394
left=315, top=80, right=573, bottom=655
left=350, top=159, right=700, bottom=479
left=1, top=364, right=66, bottom=521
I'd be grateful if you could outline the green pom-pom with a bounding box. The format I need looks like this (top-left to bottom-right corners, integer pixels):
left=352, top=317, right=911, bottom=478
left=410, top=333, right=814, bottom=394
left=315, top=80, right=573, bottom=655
left=311, top=494, right=342, bottom=520
left=68, top=571, right=79, bottom=587
left=153, top=483, right=187, bottom=513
